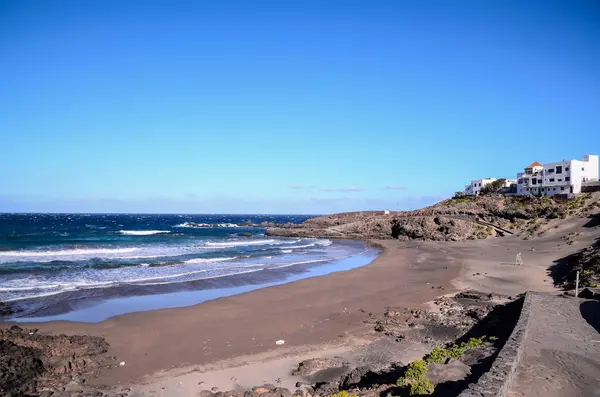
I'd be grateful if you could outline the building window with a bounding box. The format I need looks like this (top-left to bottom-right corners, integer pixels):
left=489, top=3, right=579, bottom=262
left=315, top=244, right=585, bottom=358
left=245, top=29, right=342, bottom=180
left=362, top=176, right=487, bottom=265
left=558, top=179, right=562, bottom=182
left=553, top=188, right=556, bottom=191
left=549, top=178, right=555, bottom=182
left=532, top=179, right=537, bottom=185
left=518, top=179, right=523, bottom=184
left=565, top=177, right=570, bottom=182
left=565, top=167, right=569, bottom=171
left=547, top=169, right=554, bottom=173
left=561, top=187, right=565, bottom=191
left=582, top=167, right=585, bottom=171
left=538, top=179, right=542, bottom=183
left=525, top=188, right=529, bottom=192
left=556, top=166, right=562, bottom=174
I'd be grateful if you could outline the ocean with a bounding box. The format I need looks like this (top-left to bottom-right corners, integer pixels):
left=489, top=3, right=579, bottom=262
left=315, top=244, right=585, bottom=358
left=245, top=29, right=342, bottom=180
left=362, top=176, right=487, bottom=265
left=0, top=213, right=377, bottom=321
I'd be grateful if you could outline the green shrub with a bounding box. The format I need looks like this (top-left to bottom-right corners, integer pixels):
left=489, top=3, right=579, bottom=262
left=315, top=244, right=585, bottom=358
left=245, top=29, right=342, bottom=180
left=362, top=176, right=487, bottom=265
left=330, top=392, right=356, bottom=397
left=425, top=346, right=450, bottom=364
left=403, top=360, right=428, bottom=381
left=397, top=359, right=435, bottom=395
left=409, top=379, right=435, bottom=395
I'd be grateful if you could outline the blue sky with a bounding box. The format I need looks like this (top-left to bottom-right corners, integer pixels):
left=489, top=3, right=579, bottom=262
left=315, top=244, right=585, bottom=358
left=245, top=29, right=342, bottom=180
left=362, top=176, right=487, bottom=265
left=1, top=1, right=598, bottom=214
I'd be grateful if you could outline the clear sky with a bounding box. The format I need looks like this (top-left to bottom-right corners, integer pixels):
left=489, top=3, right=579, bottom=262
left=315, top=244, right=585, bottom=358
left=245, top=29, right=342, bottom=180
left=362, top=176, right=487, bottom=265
left=1, top=0, right=598, bottom=214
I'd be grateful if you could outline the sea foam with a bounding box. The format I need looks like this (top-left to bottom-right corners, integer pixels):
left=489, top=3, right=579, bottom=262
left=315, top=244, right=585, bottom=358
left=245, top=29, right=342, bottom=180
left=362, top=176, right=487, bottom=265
left=204, top=239, right=281, bottom=248
left=119, top=230, right=171, bottom=236
left=183, top=257, right=236, bottom=264
left=176, top=222, right=240, bottom=228
left=0, top=247, right=138, bottom=258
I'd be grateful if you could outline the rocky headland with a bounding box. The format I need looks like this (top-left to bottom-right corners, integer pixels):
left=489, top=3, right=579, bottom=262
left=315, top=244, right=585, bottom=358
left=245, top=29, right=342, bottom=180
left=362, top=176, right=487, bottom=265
left=266, top=193, right=600, bottom=241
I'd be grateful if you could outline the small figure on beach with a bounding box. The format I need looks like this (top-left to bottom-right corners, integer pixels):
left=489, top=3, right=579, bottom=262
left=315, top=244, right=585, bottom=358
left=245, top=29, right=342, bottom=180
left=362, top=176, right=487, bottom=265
left=515, top=252, right=523, bottom=266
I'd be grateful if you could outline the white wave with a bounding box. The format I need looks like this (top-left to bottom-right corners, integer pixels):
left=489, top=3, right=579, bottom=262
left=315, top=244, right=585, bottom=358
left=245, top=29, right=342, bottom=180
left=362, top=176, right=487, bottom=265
left=316, top=239, right=332, bottom=246
left=139, top=263, right=150, bottom=267
left=0, top=247, right=137, bottom=258
left=176, top=222, right=210, bottom=228
left=176, top=222, right=240, bottom=228
left=183, top=257, right=236, bottom=264
left=280, top=249, right=293, bottom=254
left=119, top=230, right=171, bottom=236
left=204, top=239, right=282, bottom=248
left=281, top=243, right=316, bottom=250
left=272, top=258, right=331, bottom=269
left=135, top=267, right=266, bottom=287
left=120, top=254, right=164, bottom=259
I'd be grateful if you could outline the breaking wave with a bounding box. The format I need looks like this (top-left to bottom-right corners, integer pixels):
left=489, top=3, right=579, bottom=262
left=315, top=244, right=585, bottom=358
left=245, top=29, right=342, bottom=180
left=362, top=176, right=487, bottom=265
left=175, top=222, right=240, bottom=228
left=204, top=239, right=295, bottom=248
left=0, top=247, right=137, bottom=258
left=119, top=230, right=171, bottom=236
left=183, top=257, right=236, bottom=264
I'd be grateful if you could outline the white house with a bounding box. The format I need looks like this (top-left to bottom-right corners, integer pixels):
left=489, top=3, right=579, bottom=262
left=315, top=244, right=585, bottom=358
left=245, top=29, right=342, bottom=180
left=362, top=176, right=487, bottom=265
left=516, top=154, right=599, bottom=196
left=464, top=178, right=516, bottom=196
left=464, top=178, right=498, bottom=196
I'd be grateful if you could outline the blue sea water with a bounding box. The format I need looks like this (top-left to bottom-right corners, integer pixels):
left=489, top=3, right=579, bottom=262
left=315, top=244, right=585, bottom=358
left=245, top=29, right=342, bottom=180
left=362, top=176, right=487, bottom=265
left=0, top=213, right=376, bottom=321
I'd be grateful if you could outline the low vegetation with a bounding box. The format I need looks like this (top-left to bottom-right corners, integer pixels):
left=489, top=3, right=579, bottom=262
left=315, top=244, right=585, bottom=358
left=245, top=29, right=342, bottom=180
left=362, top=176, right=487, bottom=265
left=396, top=360, right=435, bottom=395
left=393, top=336, right=490, bottom=395
left=329, top=392, right=357, bottom=397
left=568, top=238, right=600, bottom=288
left=423, top=337, right=488, bottom=364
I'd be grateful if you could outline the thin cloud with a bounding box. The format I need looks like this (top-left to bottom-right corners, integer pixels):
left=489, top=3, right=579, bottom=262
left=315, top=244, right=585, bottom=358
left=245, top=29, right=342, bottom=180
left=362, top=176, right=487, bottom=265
left=318, top=186, right=364, bottom=192
left=290, top=185, right=306, bottom=190
left=384, top=185, right=407, bottom=190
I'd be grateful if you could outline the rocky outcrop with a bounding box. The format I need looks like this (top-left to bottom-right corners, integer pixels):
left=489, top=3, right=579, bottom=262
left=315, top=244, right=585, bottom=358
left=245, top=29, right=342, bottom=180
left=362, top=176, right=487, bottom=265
left=0, top=325, right=111, bottom=396
left=267, top=193, right=600, bottom=241
left=0, top=339, right=43, bottom=397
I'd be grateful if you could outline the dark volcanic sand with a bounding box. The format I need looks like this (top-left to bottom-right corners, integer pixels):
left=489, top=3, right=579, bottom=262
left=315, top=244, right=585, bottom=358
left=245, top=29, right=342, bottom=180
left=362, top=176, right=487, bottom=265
left=4, top=240, right=461, bottom=386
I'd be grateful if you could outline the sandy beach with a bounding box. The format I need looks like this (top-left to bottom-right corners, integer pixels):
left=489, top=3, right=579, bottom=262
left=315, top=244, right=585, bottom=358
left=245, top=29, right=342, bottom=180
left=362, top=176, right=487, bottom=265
left=10, top=213, right=598, bottom=396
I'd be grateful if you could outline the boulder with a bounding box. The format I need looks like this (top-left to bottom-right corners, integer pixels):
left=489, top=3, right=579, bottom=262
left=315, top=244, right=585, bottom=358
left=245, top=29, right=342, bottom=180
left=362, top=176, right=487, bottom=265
left=340, top=366, right=371, bottom=389
left=292, top=357, right=346, bottom=377
left=579, top=287, right=600, bottom=301
left=0, top=340, right=44, bottom=397
left=459, top=346, right=496, bottom=366
left=454, top=290, right=493, bottom=301
left=426, top=359, right=471, bottom=384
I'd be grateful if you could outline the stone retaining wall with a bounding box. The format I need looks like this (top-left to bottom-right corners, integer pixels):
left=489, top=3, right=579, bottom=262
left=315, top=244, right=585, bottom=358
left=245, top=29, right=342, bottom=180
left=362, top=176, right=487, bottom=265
left=457, top=292, right=533, bottom=397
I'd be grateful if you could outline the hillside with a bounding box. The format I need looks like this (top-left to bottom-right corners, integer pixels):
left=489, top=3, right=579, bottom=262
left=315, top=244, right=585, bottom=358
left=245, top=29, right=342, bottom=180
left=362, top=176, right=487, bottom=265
left=266, top=193, right=600, bottom=241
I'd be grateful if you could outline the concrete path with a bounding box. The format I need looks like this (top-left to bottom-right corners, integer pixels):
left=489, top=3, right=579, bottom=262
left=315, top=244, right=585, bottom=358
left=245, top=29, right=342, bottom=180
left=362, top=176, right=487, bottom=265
left=509, top=293, right=600, bottom=397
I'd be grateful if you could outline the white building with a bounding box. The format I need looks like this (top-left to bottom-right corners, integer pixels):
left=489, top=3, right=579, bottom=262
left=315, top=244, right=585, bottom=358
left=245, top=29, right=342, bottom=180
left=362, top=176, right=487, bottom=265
left=465, top=178, right=498, bottom=196
left=516, top=154, right=599, bottom=196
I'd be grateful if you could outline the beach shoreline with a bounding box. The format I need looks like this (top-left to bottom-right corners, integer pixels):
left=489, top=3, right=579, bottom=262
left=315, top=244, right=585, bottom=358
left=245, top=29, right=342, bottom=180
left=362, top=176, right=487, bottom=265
left=3, top=216, right=598, bottom=395
left=10, top=240, right=377, bottom=323
left=2, top=239, right=463, bottom=386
